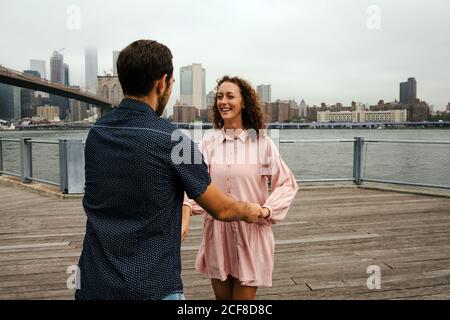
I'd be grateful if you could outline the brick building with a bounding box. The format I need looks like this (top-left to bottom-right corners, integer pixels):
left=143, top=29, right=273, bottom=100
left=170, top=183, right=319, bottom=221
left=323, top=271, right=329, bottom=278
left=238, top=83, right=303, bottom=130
left=173, top=104, right=199, bottom=123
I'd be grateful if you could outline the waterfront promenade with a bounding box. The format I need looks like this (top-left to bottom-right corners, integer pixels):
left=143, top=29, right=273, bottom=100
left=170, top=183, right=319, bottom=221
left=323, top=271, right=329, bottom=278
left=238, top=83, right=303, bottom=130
left=0, top=179, right=450, bottom=300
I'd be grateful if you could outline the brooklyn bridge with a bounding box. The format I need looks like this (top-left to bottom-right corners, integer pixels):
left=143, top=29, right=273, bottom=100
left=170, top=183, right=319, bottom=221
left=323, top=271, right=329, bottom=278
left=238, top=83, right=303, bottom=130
left=0, top=65, right=115, bottom=116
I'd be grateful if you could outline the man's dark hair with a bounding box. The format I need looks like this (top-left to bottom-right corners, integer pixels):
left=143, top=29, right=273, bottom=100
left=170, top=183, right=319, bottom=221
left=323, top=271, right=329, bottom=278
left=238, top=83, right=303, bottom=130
left=117, top=40, right=173, bottom=97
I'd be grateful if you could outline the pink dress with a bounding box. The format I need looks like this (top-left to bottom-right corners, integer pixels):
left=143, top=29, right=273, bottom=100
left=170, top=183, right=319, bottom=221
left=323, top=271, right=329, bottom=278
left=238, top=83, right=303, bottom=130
left=184, top=129, right=298, bottom=287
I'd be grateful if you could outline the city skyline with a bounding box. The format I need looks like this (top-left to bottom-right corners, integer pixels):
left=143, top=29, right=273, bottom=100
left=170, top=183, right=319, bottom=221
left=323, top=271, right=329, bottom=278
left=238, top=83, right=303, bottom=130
left=6, top=50, right=445, bottom=111
left=1, top=0, right=449, bottom=113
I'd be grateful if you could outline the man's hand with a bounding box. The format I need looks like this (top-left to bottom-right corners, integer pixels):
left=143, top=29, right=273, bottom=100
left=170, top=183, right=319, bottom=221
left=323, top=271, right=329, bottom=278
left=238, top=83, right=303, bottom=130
left=181, top=205, right=191, bottom=242
left=243, top=203, right=264, bottom=224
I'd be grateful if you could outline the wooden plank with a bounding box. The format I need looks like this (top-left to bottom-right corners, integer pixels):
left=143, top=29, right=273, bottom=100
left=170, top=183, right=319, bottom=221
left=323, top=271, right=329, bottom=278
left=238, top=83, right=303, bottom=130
left=276, top=233, right=381, bottom=245
left=0, top=289, right=74, bottom=300
left=0, top=242, right=70, bottom=251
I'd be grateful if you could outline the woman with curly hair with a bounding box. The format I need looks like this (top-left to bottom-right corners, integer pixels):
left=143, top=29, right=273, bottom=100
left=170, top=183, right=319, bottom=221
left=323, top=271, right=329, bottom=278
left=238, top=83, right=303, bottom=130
left=182, top=76, right=298, bottom=300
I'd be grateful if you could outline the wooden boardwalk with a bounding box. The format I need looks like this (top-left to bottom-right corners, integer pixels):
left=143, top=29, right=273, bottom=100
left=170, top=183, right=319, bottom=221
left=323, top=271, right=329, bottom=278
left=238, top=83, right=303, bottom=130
left=0, top=183, right=450, bottom=300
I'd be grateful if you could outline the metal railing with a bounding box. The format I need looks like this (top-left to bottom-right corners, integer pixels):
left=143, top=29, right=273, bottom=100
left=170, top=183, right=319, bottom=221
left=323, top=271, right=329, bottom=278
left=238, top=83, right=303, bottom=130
left=279, top=139, right=356, bottom=183
left=363, top=139, right=450, bottom=190
left=0, top=137, right=85, bottom=194
left=1, top=136, right=449, bottom=194
left=279, top=137, right=450, bottom=190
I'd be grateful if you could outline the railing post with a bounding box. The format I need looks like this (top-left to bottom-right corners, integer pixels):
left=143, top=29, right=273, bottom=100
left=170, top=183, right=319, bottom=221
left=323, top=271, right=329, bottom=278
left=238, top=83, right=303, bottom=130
left=59, top=139, right=85, bottom=194
left=20, top=137, right=32, bottom=183
left=270, top=128, right=280, bottom=151
left=353, top=137, right=364, bottom=185
left=0, top=137, right=3, bottom=175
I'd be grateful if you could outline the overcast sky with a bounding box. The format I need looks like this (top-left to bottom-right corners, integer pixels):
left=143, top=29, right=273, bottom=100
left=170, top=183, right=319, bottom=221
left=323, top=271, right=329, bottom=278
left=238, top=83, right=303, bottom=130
left=1, top=0, right=449, bottom=113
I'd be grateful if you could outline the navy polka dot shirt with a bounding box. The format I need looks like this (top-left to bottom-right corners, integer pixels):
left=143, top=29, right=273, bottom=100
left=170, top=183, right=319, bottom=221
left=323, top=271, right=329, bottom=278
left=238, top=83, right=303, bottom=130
left=75, top=98, right=211, bottom=300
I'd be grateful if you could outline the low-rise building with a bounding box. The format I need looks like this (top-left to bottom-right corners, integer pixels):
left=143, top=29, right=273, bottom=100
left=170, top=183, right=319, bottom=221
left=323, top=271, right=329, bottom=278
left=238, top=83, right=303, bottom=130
left=36, top=105, right=60, bottom=122
left=318, top=106, right=407, bottom=123
left=262, top=100, right=300, bottom=123
left=370, top=100, right=430, bottom=122
left=199, top=106, right=214, bottom=123
left=173, top=104, right=199, bottom=123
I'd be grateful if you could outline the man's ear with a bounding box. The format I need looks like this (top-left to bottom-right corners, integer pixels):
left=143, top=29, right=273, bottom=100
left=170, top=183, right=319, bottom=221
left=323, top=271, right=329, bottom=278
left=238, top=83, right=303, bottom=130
left=157, top=74, right=168, bottom=95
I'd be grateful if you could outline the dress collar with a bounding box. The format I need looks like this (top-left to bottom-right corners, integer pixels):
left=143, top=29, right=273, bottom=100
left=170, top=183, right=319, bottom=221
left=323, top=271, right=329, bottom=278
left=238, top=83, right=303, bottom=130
left=216, top=128, right=248, bottom=144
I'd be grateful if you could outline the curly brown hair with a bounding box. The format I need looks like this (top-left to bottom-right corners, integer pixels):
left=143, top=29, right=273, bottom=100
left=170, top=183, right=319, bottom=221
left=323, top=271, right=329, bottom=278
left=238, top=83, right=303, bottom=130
left=212, top=76, right=265, bottom=133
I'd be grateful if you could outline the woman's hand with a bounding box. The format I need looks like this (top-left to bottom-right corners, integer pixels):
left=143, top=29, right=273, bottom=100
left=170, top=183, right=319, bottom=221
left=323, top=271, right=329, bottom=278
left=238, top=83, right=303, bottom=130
left=261, top=207, right=271, bottom=219
left=181, top=205, right=191, bottom=242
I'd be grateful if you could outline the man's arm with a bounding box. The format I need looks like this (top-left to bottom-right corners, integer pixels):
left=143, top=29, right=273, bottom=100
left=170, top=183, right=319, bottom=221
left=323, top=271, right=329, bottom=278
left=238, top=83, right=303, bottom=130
left=181, top=204, right=191, bottom=241
left=194, top=183, right=266, bottom=223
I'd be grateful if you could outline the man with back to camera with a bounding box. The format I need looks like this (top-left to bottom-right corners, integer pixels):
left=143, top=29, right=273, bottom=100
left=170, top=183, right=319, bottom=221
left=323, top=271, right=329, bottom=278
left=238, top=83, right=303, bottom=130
left=75, top=40, right=265, bottom=300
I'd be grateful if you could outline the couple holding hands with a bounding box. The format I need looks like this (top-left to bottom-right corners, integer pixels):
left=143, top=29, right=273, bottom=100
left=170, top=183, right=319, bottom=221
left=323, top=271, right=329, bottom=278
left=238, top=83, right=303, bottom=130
left=76, top=39, right=297, bottom=301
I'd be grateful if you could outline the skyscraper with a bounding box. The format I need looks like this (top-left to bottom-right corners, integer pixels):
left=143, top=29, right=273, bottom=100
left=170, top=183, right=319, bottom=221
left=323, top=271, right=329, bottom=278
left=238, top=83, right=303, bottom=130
left=30, top=59, right=46, bottom=80
left=299, top=99, right=307, bottom=117
left=50, top=51, right=64, bottom=84
left=85, top=48, right=98, bottom=94
left=113, top=51, right=120, bottom=77
left=400, top=77, right=417, bottom=104
left=180, top=63, right=206, bottom=109
left=50, top=51, right=68, bottom=119
left=69, top=100, right=88, bottom=122
left=257, top=84, right=271, bottom=102
left=21, top=70, right=41, bottom=119
left=0, top=84, right=21, bottom=121
left=64, top=64, right=70, bottom=86
left=28, top=61, right=49, bottom=98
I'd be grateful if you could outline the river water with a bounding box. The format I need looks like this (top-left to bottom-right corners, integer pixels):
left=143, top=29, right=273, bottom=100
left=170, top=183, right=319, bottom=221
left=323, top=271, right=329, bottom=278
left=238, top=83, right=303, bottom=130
left=1, top=128, right=450, bottom=187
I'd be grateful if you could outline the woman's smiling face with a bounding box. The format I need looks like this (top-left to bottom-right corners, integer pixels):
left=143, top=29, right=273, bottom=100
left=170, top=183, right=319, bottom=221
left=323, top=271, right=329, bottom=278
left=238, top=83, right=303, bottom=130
left=216, top=81, right=244, bottom=123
